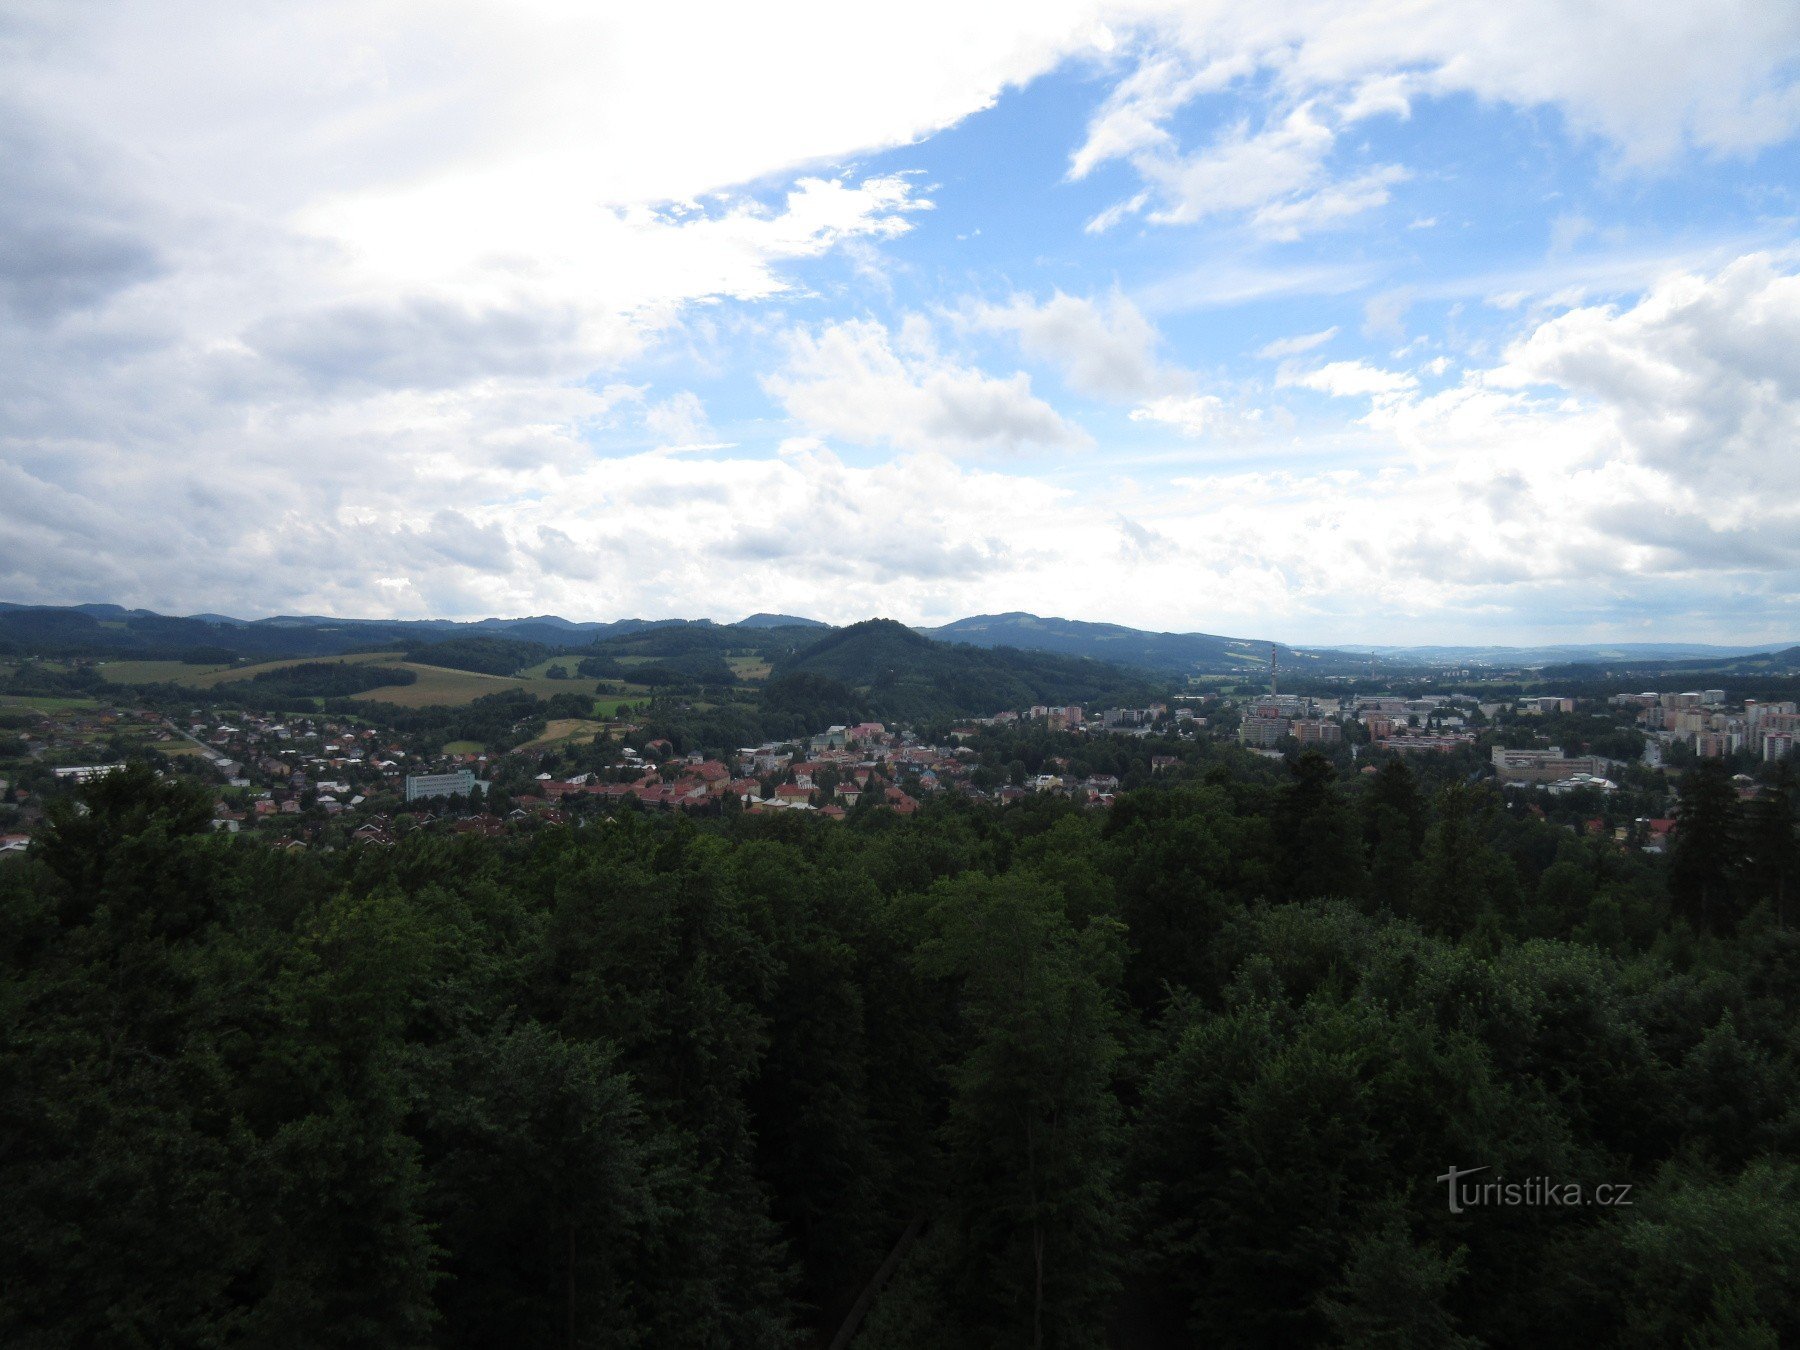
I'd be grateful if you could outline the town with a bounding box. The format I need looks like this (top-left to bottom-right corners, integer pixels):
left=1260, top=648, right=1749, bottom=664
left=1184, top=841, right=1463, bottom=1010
left=6, top=656, right=1795, bottom=861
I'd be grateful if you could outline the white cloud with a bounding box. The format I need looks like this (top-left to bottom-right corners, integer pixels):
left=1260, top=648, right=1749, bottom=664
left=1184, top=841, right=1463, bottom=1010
left=1093, top=102, right=1336, bottom=227
left=415, top=509, right=514, bottom=572
left=1069, top=49, right=1251, bottom=181
left=642, top=391, right=720, bottom=450
left=966, top=290, right=1190, bottom=400
left=7, top=254, right=1800, bottom=642
left=1129, top=395, right=1228, bottom=437
left=1078, top=94, right=1403, bottom=239
left=1490, top=252, right=1800, bottom=495
left=1250, top=165, right=1407, bottom=241
left=1074, top=1, right=1800, bottom=235
left=6, top=5, right=1800, bottom=642
left=12, top=253, right=1799, bottom=642
left=1280, top=359, right=1418, bottom=402
left=1256, top=326, right=1339, bottom=359
left=763, top=317, right=1091, bottom=456
left=1117, top=514, right=1178, bottom=563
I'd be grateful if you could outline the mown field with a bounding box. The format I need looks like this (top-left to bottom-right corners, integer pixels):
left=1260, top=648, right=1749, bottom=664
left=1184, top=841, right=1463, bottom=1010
left=350, top=663, right=603, bottom=707
left=99, top=659, right=240, bottom=684
left=100, top=652, right=621, bottom=708
left=156, top=741, right=215, bottom=758
left=516, top=718, right=608, bottom=752
left=517, top=656, right=582, bottom=679
left=100, top=653, right=405, bottom=688
left=0, top=693, right=101, bottom=712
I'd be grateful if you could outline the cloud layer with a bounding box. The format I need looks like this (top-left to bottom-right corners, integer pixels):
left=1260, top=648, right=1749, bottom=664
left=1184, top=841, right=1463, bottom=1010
left=5, top=2, right=1800, bottom=643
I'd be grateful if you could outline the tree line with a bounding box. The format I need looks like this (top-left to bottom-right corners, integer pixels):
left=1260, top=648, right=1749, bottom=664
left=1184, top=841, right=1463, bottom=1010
left=3, top=754, right=1799, bottom=1346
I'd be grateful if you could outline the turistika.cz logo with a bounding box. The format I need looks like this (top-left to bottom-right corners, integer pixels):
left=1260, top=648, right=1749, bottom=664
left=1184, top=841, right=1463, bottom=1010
left=1437, top=1165, right=1634, bottom=1214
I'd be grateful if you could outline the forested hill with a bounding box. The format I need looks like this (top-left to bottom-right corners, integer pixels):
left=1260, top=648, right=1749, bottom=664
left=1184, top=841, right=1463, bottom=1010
left=6, top=756, right=1799, bottom=1345
left=775, top=618, right=1161, bottom=721
left=0, top=603, right=658, bottom=660
left=1534, top=645, right=1800, bottom=682
left=736, top=612, right=830, bottom=629
left=916, top=611, right=1359, bottom=676
left=0, top=601, right=1343, bottom=677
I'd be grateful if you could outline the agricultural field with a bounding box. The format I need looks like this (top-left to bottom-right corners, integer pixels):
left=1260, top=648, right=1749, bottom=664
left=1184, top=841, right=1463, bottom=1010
left=99, top=659, right=240, bottom=684
left=97, top=651, right=601, bottom=707
left=726, top=656, right=771, bottom=681
left=349, top=663, right=600, bottom=707
left=516, top=718, right=609, bottom=752
left=0, top=693, right=102, bottom=712
left=156, top=741, right=215, bottom=758
left=193, top=651, right=402, bottom=688
left=517, top=656, right=582, bottom=679
left=99, top=651, right=401, bottom=689
left=85, top=651, right=648, bottom=712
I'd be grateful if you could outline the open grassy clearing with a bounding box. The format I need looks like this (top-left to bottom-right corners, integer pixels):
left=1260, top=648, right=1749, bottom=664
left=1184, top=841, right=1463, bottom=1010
left=515, top=718, right=611, bottom=752
left=191, top=651, right=403, bottom=688
left=0, top=694, right=101, bottom=712
left=97, top=652, right=567, bottom=707
left=726, top=656, right=771, bottom=680
left=347, top=663, right=602, bottom=707
left=96, top=650, right=627, bottom=708
left=99, top=651, right=403, bottom=690
left=100, top=659, right=240, bottom=684
left=441, top=740, right=487, bottom=755
left=518, top=656, right=585, bottom=679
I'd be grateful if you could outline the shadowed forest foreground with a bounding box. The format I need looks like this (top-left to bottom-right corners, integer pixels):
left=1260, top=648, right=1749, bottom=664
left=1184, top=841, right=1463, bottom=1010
left=4, top=757, right=1799, bottom=1348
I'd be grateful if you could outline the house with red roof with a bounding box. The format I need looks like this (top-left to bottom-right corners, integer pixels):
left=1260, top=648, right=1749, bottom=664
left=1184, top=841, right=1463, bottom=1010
left=883, top=787, right=920, bottom=815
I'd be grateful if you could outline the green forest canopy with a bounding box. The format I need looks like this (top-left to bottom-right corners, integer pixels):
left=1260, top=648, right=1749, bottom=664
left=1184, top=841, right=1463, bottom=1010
left=4, top=756, right=1799, bottom=1346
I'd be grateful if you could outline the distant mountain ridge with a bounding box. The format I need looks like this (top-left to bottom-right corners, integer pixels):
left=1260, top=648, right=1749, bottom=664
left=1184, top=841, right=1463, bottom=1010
left=1343, top=642, right=1796, bottom=664
left=737, top=612, right=830, bottom=629
left=771, top=618, right=1158, bottom=721
left=1, top=600, right=1794, bottom=676
left=914, top=611, right=1356, bottom=676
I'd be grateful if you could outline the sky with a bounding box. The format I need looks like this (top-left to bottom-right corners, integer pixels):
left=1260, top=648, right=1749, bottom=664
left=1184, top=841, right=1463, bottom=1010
left=5, top=2, right=1800, bottom=646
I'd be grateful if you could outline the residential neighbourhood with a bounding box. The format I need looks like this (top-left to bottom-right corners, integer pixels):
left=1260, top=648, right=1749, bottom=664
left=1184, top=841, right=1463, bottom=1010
left=4, top=660, right=1797, bottom=862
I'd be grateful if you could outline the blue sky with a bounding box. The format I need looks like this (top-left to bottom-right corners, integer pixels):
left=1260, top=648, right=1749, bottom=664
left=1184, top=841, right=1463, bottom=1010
left=5, top=3, right=1800, bottom=645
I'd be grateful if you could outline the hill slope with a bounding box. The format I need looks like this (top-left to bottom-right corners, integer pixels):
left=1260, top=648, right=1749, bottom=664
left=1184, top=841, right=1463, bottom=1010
left=736, top=612, right=829, bottom=629
left=916, top=611, right=1357, bottom=676
left=774, top=618, right=1158, bottom=722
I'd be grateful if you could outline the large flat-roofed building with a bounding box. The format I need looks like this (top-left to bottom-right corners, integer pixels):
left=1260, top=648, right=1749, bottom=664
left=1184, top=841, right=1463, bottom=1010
left=1491, top=746, right=1610, bottom=784
left=52, top=763, right=126, bottom=784
left=405, top=769, right=483, bottom=802
left=1238, top=717, right=1288, bottom=748
left=1292, top=719, right=1342, bottom=745
left=1518, top=696, right=1575, bottom=715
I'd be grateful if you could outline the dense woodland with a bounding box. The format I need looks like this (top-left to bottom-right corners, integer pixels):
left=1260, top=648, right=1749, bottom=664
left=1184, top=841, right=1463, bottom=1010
left=5, top=751, right=1800, bottom=1347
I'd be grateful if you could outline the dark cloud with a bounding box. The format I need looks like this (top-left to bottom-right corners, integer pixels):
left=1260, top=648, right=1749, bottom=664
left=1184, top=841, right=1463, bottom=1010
left=0, top=107, right=165, bottom=324
left=1589, top=502, right=1800, bottom=572
left=248, top=296, right=591, bottom=393
left=720, top=517, right=1009, bottom=582
left=1117, top=514, right=1176, bottom=563
left=415, top=509, right=514, bottom=572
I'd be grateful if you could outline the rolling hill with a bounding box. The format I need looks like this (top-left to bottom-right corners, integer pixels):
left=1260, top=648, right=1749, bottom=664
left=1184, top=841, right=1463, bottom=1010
left=736, top=612, right=829, bottom=629
left=915, top=612, right=1361, bottom=676
left=772, top=618, right=1159, bottom=722
left=8, top=600, right=1794, bottom=684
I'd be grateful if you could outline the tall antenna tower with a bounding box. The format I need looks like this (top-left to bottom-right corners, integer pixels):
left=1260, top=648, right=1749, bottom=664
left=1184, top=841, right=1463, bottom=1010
left=1269, top=643, right=1278, bottom=698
